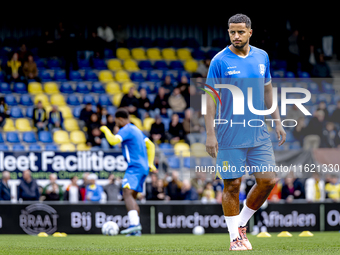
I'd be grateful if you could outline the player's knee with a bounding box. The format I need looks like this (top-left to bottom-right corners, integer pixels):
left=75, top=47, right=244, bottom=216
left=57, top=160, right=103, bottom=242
left=122, top=188, right=133, bottom=198
left=223, top=178, right=241, bottom=194
left=258, top=178, right=276, bottom=190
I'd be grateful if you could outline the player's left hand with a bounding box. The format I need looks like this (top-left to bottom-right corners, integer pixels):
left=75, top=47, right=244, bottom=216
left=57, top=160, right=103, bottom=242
left=276, top=125, right=286, bottom=146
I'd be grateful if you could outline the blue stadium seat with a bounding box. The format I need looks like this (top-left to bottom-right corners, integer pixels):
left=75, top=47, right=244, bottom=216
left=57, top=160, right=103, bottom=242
left=308, top=82, right=319, bottom=94
left=138, top=82, right=153, bottom=94
left=0, top=133, right=4, bottom=143
left=38, top=131, right=53, bottom=143
left=318, top=94, right=332, bottom=104
left=269, top=131, right=279, bottom=142
left=10, top=106, right=23, bottom=118
left=272, top=142, right=285, bottom=151
left=285, top=131, right=295, bottom=142
left=184, top=157, right=195, bottom=168
left=153, top=38, right=168, bottom=48
left=13, top=82, right=27, bottom=94
left=169, top=61, right=184, bottom=71
left=159, top=143, right=174, bottom=156
left=207, top=49, right=219, bottom=59
left=289, top=141, right=301, bottom=150
left=322, top=82, right=335, bottom=94
left=25, top=106, right=34, bottom=118
left=162, top=72, right=176, bottom=83
left=168, top=156, right=180, bottom=168
left=162, top=118, right=171, bottom=130
left=47, top=59, right=61, bottom=70
left=5, top=95, right=18, bottom=106
left=107, top=106, right=117, bottom=116
left=184, top=37, right=199, bottom=48
left=29, top=144, right=42, bottom=151
left=140, top=38, right=153, bottom=48
left=154, top=61, right=168, bottom=70
left=139, top=60, right=153, bottom=70
left=12, top=144, right=25, bottom=151
left=45, top=144, right=58, bottom=151
left=98, top=94, right=111, bottom=106
left=91, top=82, right=105, bottom=93
left=147, top=94, right=156, bottom=104
left=78, top=59, right=91, bottom=70
left=54, top=70, right=67, bottom=82
left=285, top=71, right=295, bottom=78
left=177, top=71, right=190, bottom=82
left=84, top=71, right=98, bottom=81
left=70, top=71, right=83, bottom=81
left=192, top=49, right=206, bottom=60
left=20, top=94, right=34, bottom=106
left=93, top=58, right=107, bottom=70
left=146, top=71, right=161, bottom=82
left=126, top=37, right=140, bottom=48
left=40, top=70, right=53, bottom=82
left=333, top=95, right=340, bottom=104
left=6, top=132, right=20, bottom=143
left=298, top=71, right=310, bottom=79
left=200, top=157, right=213, bottom=167
left=76, top=82, right=90, bottom=93
left=104, top=49, right=114, bottom=58
left=23, top=132, right=37, bottom=143
left=0, top=144, right=9, bottom=151
left=72, top=106, right=82, bottom=118
left=131, top=72, right=145, bottom=82
left=169, top=38, right=183, bottom=48
left=60, top=82, right=74, bottom=94
left=82, top=94, right=96, bottom=104
left=67, top=95, right=80, bottom=106
left=35, top=59, right=46, bottom=69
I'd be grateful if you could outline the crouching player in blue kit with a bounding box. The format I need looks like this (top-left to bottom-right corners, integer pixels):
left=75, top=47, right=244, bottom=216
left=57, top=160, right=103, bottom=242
left=100, top=108, right=156, bottom=236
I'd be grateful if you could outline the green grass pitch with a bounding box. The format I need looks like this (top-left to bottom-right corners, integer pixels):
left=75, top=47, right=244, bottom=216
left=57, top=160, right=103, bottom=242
left=0, top=232, right=339, bottom=254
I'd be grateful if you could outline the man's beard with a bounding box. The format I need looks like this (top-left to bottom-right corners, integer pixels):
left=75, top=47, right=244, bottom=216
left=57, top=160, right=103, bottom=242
left=232, top=39, right=248, bottom=49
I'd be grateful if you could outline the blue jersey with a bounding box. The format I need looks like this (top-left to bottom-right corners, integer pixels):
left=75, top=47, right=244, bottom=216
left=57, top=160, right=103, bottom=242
left=117, top=123, right=149, bottom=174
left=206, top=45, right=272, bottom=149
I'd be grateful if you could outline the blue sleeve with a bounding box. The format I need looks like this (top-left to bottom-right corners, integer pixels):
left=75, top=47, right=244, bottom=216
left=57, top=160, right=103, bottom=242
left=264, top=54, right=271, bottom=85
left=117, top=125, right=131, bottom=142
left=206, top=58, right=222, bottom=89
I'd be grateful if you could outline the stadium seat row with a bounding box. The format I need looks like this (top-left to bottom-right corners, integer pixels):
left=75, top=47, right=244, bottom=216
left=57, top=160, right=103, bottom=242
left=116, top=48, right=193, bottom=61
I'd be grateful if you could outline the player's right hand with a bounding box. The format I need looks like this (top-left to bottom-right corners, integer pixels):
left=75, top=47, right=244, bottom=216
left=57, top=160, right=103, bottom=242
left=206, top=134, right=218, bottom=158
left=100, top=126, right=109, bottom=133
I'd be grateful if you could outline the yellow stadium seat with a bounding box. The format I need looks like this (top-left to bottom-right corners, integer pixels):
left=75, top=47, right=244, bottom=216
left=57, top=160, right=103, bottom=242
left=177, top=48, right=192, bottom=60
left=174, top=142, right=190, bottom=157
left=123, top=59, right=139, bottom=71
left=70, top=130, right=86, bottom=144
left=15, top=118, right=32, bottom=131
left=28, top=82, right=43, bottom=94
left=122, top=82, right=136, bottom=94
left=50, top=94, right=66, bottom=106
left=64, top=118, right=79, bottom=131
left=34, top=94, right=50, bottom=107
left=112, top=93, right=123, bottom=107
left=162, top=48, right=177, bottom=60
left=3, top=119, right=16, bottom=131
left=143, top=117, right=155, bottom=131
left=115, top=70, right=130, bottom=82
left=60, top=143, right=76, bottom=152
left=190, top=143, right=209, bottom=157
left=116, top=48, right=131, bottom=60
left=58, top=106, right=73, bottom=119
left=147, top=48, right=162, bottom=60
left=44, top=82, right=60, bottom=94
left=131, top=48, right=147, bottom=60
left=53, top=130, right=70, bottom=144
left=98, top=70, right=114, bottom=82
left=77, top=143, right=90, bottom=151
left=107, top=59, right=122, bottom=71
left=130, top=117, right=143, bottom=130
left=105, top=82, right=121, bottom=95
left=45, top=105, right=53, bottom=117
left=184, top=59, right=198, bottom=72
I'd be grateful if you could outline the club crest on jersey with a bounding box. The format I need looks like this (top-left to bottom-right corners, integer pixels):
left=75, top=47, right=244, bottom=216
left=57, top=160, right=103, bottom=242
left=259, top=64, right=265, bottom=76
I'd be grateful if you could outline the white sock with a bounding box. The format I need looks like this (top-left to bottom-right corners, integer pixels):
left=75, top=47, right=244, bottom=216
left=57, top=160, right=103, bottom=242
left=238, top=203, right=257, bottom=227
left=225, top=215, right=240, bottom=242
left=128, top=210, right=140, bottom=226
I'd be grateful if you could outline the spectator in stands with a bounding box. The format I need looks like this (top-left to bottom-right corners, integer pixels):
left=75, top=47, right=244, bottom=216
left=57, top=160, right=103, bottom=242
left=48, top=105, right=64, bottom=131
left=18, top=43, right=28, bottom=62
left=321, top=122, right=338, bottom=148
left=17, top=170, right=40, bottom=201
left=153, top=87, right=172, bottom=118
left=189, top=85, right=201, bottom=111
left=281, top=173, right=305, bottom=202
left=164, top=171, right=182, bottom=200
left=151, top=179, right=167, bottom=200
left=330, top=100, right=340, bottom=125
left=42, top=173, right=63, bottom=201
left=312, top=53, right=332, bottom=78
left=303, top=110, right=325, bottom=149
left=0, top=97, right=8, bottom=128
left=87, top=113, right=101, bottom=137
left=138, top=88, right=151, bottom=120
left=80, top=103, right=94, bottom=127
left=201, top=182, right=216, bottom=203
left=79, top=173, right=90, bottom=201
left=183, top=108, right=205, bottom=144
left=6, top=52, right=22, bottom=83
left=161, top=75, right=174, bottom=95
left=177, top=75, right=190, bottom=107
left=86, top=30, right=105, bottom=59
left=305, top=172, right=325, bottom=202
left=146, top=173, right=158, bottom=200
left=39, top=29, right=56, bottom=58
left=114, top=24, right=128, bottom=48
left=180, top=180, right=198, bottom=200
left=169, top=88, right=187, bottom=114
left=119, top=87, right=139, bottom=116
left=22, top=54, right=40, bottom=82
left=99, top=107, right=109, bottom=126
left=197, top=58, right=211, bottom=78
left=97, top=23, right=115, bottom=46
left=85, top=173, right=103, bottom=202
left=293, top=117, right=308, bottom=148
left=106, top=114, right=116, bottom=132
left=104, top=174, right=121, bottom=201
left=168, top=113, right=185, bottom=143
left=191, top=173, right=206, bottom=199
left=286, top=105, right=305, bottom=126
left=317, top=101, right=330, bottom=120
left=0, top=171, right=11, bottom=201
left=64, top=176, right=82, bottom=203
left=149, top=115, right=166, bottom=144
left=32, top=101, right=47, bottom=132
left=87, top=127, right=110, bottom=150
left=325, top=174, right=340, bottom=201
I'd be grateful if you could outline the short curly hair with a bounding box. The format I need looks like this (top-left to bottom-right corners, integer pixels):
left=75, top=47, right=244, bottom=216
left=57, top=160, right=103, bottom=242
left=228, top=14, right=251, bottom=28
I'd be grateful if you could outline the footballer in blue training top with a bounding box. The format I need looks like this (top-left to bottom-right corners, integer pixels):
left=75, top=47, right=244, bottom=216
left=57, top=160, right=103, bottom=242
left=203, top=14, right=286, bottom=251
